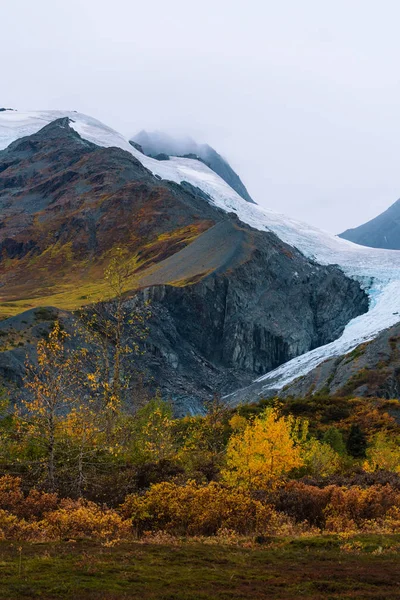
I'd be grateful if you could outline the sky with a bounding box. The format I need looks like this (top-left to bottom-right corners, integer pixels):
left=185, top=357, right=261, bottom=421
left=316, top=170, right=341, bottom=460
left=2, top=0, right=400, bottom=233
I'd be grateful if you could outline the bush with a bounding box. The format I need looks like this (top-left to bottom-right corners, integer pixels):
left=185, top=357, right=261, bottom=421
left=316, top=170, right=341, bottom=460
left=0, top=476, right=58, bottom=519
left=270, top=481, right=400, bottom=531
left=324, top=484, right=400, bottom=532
left=42, top=498, right=132, bottom=541
left=0, top=475, right=23, bottom=513
left=121, top=481, right=286, bottom=537
left=0, top=510, right=41, bottom=541
left=270, top=482, right=332, bottom=528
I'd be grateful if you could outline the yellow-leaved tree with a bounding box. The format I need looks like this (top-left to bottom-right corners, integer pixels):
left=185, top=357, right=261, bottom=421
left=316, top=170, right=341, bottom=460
left=60, top=404, right=102, bottom=496
left=79, top=247, right=151, bottom=438
left=222, top=408, right=304, bottom=490
left=302, top=438, right=341, bottom=477
left=363, top=431, right=400, bottom=473
left=22, top=321, right=84, bottom=491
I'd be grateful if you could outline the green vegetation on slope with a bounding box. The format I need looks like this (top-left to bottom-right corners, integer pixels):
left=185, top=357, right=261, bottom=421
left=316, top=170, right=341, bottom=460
left=0, top=538, right=399, bottom=599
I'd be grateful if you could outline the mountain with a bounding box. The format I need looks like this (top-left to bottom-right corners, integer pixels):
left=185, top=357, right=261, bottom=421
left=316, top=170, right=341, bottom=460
left=280, top=321, right=400, bottom=400
left=339, top=198, right=400, bottom=250
left=130, top=130, right=255, bottom=204
left=227, top=322, right=400, bottom=406
left=0, top=109, right=400, bottom=412
left=232, top=319, right=400, bottom=404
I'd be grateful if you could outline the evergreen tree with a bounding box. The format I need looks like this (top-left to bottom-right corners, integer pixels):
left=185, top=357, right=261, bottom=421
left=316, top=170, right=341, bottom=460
left=346, top=424, right=367, bottom=458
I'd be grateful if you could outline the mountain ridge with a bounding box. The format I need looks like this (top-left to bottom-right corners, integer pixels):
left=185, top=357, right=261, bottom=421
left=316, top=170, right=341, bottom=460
left=340, top=198, right=400, bottom=250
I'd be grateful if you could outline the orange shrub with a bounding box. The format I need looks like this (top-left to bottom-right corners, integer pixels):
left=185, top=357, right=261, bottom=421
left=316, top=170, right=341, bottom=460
left=0, top=475, right=58, bottom=520
left=18, top=489, right=59, bottom=520
left=324, top=484, right=400, bottom=532
left=0, top=476, right=24, bottom=513
left=271, top=482, right=332, bottom=527
left=270, top=481, right=400, bottom=531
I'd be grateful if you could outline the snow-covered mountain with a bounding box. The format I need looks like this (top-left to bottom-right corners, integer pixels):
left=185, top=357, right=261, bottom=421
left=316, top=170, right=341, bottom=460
left=130, top=130, right=255, bottom=204
left=1, top=109, right=400, bottom=402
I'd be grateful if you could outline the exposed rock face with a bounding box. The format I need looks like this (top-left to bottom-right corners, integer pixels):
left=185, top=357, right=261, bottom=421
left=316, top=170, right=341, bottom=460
left=277, top=323, right=400, bottom=400
left=135, top=240, right=367, bottom=412
left=0, top=119, right=369, bottom=413
left=340, top=198, right=400, bottom=250
left=131, top=130, right=255, bottom=204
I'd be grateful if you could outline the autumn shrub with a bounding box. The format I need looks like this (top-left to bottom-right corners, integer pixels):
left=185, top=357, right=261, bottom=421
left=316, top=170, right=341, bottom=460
left=0, top=510, right=41, bottom=541
left=121, top=480, right=287, bottom=537
left=0, top=475, right=23, bottom=513
left=384, top=506, right=400, bottom=532
left=42, top=498, right=132, bottom=541
left=269, top=481, right=400, bottom=531
left=270, top=482, right=332, bottom=528
left=18, top=489, right=59, bottom=520
left=0, top=475, right=58, bottom=520
left=0, top=480, right=132, bottom=542
left=300, top=470, right=400, bottom=489
left=324, top=484, right=400, bottom=532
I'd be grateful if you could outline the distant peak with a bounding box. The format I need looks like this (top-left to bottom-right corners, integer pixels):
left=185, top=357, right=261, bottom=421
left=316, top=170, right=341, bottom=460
left=130, top=130, right=254, bottom=204
left=339, top=197, right=400, bottom=250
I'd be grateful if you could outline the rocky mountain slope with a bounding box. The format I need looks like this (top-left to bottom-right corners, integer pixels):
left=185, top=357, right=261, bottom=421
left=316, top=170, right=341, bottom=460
left=340, top=198, right=400, bottom=250
left=131, top=130, right=254, bottom=203
left=279, top=322, right=400, bottom=400
left=227, top=322, right=400, bottom=406
left=0, top=110, right=372, bottom=411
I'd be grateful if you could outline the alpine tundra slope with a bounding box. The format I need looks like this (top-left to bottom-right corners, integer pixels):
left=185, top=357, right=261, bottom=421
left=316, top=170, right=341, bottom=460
left=1, top=109, right=400, bottom=401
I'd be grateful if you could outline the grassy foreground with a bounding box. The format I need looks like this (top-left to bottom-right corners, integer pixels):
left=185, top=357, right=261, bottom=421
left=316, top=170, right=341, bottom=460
left=0, top=536, right=399, bottom=599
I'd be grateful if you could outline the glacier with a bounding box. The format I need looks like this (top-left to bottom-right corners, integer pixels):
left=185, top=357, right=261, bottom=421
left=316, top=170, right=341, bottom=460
left=1, top=109, right=400, bottom=397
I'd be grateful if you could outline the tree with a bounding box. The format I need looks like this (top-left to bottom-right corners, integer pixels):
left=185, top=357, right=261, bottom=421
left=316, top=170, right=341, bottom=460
left=79, top=248, right=151, bottom=436
left=322, top=427, right=346, bottom=456
left=0, top=388, right=13, bottom=468
left=60, top=403, right=103, bottom=496
left=302, top=439, right=340, bottom=477
left=346, top=424, right=367, bottom=458
left=22, top=321, right=83, bottom=491
left=222, top=408, right=304, bottom=490
left=177, top=396, right=230, bottom=481
left=363, top=431, right=400, bottom=473
left=130, top=392, right=176, bottom=463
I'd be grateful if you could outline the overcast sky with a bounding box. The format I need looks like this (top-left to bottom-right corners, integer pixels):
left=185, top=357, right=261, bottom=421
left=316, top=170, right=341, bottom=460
left=2, top=0, right=400, bottom=232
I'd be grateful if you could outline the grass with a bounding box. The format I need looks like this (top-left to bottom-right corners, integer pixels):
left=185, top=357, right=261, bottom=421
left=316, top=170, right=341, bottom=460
left=0, top=535, right=399, bottom=599
left=0, top=222, right=212, bottom=319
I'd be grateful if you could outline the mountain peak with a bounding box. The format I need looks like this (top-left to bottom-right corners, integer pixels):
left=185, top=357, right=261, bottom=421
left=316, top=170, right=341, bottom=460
left=130, top=130, right=255, bottom=204
left=339, top=198, right=400, bottom=250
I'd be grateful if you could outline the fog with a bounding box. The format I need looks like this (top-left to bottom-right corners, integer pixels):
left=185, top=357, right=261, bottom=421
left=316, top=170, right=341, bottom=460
left=2, top=0, right=400, bottom=232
